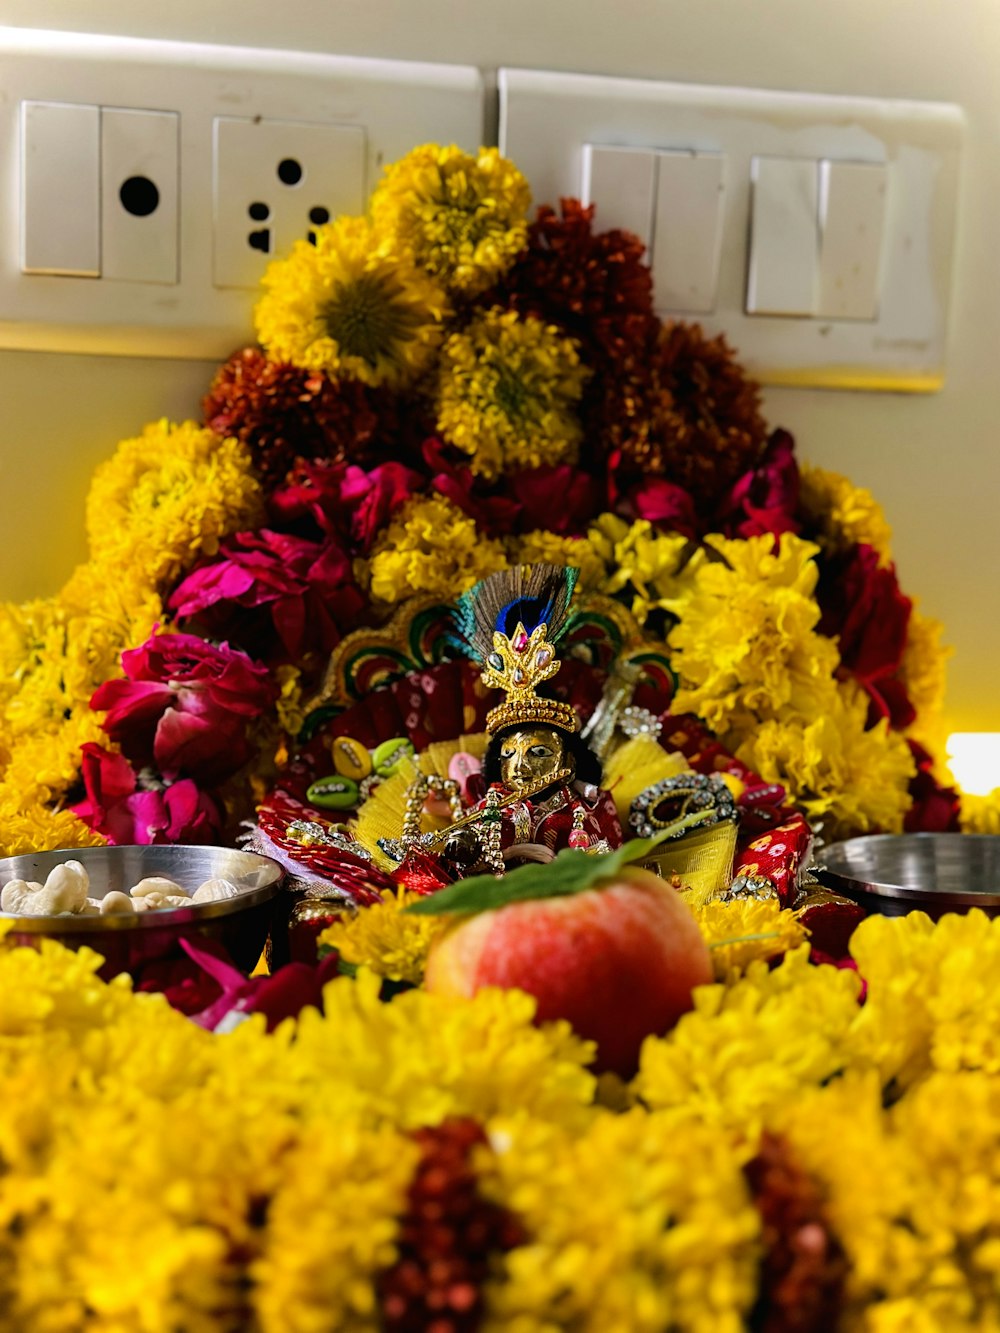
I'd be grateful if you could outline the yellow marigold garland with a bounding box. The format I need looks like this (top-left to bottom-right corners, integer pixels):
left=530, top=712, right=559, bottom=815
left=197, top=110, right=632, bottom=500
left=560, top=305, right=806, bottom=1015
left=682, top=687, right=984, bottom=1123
left=435, top=308, right=589, bottom=480
left=5, top=907, right=1000, bottom=1324
left=254, top=215, right=449, bottom=387
left=480, top=1111, right=761, bottom=1333
left=634, top=947, right=863, bottom=1144
left=371, top=144, right=531, bottom=297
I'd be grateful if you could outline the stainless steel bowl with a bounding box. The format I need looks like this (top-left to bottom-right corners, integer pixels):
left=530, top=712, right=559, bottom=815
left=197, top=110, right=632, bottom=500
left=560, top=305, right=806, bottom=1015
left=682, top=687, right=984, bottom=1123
left=815, top=833, right=1000, bottom=918
left=0, top=845, right=283, bottom=979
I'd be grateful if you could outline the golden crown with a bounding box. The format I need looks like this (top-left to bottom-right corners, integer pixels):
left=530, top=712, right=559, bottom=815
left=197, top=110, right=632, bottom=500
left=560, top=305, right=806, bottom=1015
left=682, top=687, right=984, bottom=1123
left=481, top=621, right=580, bottom=736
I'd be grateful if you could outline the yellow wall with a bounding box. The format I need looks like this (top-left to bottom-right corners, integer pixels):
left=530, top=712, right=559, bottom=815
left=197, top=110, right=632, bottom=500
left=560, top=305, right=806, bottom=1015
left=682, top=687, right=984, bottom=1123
left=2, top=0, right=997, bottom=733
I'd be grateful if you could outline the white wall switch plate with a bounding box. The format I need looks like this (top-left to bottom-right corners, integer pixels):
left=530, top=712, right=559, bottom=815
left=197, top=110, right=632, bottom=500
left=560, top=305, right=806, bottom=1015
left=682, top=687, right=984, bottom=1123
left=499, top=68, right=964, bottom=392
left=21, top=100, right=101, bottom=277
left=0, top=27, right=483, bottom=360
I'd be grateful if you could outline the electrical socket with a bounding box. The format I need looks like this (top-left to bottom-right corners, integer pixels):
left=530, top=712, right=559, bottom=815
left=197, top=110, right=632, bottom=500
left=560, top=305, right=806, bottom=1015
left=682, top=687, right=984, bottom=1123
left=101, top=107, right=179, bottom=284
left=213, top=117, right=365, bottom=290
left=0, top=27, right=483, bottom=359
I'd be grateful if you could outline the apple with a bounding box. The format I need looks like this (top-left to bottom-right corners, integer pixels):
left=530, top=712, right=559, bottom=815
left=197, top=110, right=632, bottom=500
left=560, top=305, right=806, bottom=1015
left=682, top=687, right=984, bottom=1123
left=423, top=865, right=712, bottom=1078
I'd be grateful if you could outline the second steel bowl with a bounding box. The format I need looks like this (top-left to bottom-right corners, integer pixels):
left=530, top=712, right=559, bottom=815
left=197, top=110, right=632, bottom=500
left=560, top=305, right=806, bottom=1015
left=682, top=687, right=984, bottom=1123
left=814, top=833, right=1000, bottom=918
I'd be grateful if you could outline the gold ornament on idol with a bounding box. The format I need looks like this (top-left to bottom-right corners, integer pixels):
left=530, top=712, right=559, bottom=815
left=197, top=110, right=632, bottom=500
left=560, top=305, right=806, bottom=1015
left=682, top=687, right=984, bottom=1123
left=482, top=620, right=579, bottom=737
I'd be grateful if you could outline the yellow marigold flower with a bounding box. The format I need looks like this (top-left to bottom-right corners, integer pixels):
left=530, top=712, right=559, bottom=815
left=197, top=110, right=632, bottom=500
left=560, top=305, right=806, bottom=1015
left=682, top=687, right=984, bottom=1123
left=272, top=663, right=306, bottom=737
left=254, top=215, right=449, bottom=386
left=292, top=969, right=596, bottom=1131
left=435, top=308, right=589, bottom=480
left=0, top=787, right=105, bottom=858
left=584, top=515, right=691, bottom=625
left=899, top=605, right=951, bottom=723
left=735, top=681, right=916, bottom=839
left=778, top=1069, right=1000, bottom=1329
left=664, top=533, right=841, bottom=737
left=634, top=947, right=862, bottom=1144
left=252, top=1120, right=416, bottom=1333
left=0, top=564, right=163, bottom=811
left=318, top=891, right=447, bottom=985
left=86, top=419, right=263, bottom=590
left=510, top=529, right=606, bottom=591
left=690, top=897, right=809, bottom=980
left=799, top=463, right=894, bottom=564
left=371, top=144, right=531, bottom=297
left=850, top=909, right=1000, bottom=1090
left=961, top=790, right=1000, bottom=834
left=480, top=1110, right=760, bottom=1332
left=365, top=493, right=508, bottom=604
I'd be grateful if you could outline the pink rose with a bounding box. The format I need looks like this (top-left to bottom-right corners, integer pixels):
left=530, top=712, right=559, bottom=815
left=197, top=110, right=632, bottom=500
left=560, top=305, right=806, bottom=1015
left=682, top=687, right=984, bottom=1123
left=170, top=530, right=367, bottom=660
left=73, top=743, right=223, bottom=844
left=718, top=429, right=801, bottom=540
left=626, top=477, right=697, bottom=536
left=91, top=632, right=276, bottom=782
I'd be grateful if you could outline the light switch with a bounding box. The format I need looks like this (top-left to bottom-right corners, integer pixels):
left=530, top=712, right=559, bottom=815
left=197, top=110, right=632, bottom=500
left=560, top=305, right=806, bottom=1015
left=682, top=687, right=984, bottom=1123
left=817, top=160, right=888, bottom=321
left=746, top=156, right=818, bottom=316
left=652, top=150, right=725, bottom=313
left=101, top=108, right=179, bottom=285
left=21, top=100, right=100, bottom=277
left=581, top=144, right=656, bottom=250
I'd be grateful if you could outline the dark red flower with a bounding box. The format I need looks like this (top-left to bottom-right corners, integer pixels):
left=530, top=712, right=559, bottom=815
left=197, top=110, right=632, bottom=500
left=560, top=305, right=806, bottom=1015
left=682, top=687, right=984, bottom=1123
left=493, top=198, right=655, bottom=346
left=91, top=632, right=276, bottom=782
left=605, top=322, right=769, bottom=511
left=423, top=439, right=521, bottom=536
left=904, top=739, right=961, bottom=832
left=376, top=1119, right=526, bottom=1332
left=718, top=429, right=802, bottom=540
left=73, top=743, right=223, bottom=844
left=744, top=1132, right=847, bottom=1333
left=505, top=462, right=604, bottom=535
left=267, top=457, right=353, bottom=535
left=203, top=349, right=394, bottom=485
left=817, top=544, right=914, bottom=728
left=170, top=529, right=367, bottom=660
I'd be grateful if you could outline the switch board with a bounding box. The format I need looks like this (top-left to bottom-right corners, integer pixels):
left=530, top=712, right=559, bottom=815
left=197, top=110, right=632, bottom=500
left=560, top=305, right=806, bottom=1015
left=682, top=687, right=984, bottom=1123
left=500, top=68, right=964, bottom=392
left=0, top=27, right=483, bottom=359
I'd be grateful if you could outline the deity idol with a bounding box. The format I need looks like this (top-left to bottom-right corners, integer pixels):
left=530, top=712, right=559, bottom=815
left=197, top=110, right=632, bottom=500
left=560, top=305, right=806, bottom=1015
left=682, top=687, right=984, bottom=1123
left=396, top=565, right=623, bottom=881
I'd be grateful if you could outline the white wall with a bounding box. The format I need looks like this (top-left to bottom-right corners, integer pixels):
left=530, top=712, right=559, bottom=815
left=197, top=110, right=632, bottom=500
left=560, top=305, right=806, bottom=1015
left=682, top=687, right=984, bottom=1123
left=2, top=0, right=997, bottom=734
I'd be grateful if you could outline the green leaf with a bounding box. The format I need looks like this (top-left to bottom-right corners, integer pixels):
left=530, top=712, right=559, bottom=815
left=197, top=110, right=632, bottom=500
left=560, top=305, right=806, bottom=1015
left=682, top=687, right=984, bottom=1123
left=404, top=826, right=683, bottom=918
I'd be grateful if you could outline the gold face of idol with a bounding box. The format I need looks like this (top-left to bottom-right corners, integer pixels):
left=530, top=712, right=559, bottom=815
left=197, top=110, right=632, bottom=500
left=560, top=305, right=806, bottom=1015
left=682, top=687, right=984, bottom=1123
left=498, top=725, right=571, bottom=792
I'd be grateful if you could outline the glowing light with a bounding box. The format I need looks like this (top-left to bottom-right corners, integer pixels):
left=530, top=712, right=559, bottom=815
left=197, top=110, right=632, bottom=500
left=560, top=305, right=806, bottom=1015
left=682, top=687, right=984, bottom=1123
left=946, top=733, right=1000, bottom=796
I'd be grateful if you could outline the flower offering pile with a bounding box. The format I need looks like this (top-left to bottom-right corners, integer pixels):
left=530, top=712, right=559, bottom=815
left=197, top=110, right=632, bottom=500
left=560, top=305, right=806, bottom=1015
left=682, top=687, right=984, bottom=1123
left=1, top=142, right=999, bottom=1331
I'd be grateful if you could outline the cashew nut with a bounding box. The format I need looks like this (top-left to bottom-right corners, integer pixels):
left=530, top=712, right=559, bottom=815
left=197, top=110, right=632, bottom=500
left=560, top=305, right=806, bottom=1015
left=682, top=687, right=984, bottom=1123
left=129, top=876, right=187, bottom=899
left=99, top=891, right=137, bottom=915
left=191, top=877, right=242, bottom=903
left=40, top=860, right=90, bottom=913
